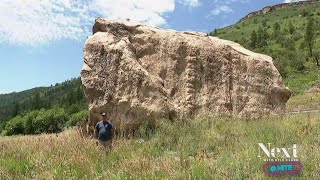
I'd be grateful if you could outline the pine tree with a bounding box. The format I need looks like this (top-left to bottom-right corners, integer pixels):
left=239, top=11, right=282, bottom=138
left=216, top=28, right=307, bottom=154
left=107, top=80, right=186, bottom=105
left=313, top=50, right=320, bottom=66
left=32, top=92, right=41, bottom=110
left=289, top=22, right=295, bottom=35
left=305, top=17, right=315, bottom=57
left=257, top=26, right=268, bottom=48
left=250, top=30, right=257, bottom=48
left=262, top=20, right=267, bottom=27
left=76, top=87, right=84, bottom=100
left=12, top=102, right=20, bottom=117
left=273, top=22, right=281, bottom=38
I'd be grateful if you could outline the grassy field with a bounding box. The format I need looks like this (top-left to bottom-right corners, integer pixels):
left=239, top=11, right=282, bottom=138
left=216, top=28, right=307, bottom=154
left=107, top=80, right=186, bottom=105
left=287, top=91, right=320, bottom=111
left=1, top=113, right=319, bottom=179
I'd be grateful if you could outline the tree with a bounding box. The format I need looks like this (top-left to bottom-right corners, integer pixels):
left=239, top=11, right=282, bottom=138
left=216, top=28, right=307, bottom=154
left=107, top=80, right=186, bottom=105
left=289, top=51, right=305, bottom=72
left=257, top=26, right=268, bottom=48
left=66, top=90, right=76, bottom=106
left=250, top=30, right=257, bottom=48
left=284, top=38, right=295, bottom=51
left=24, top=110, right=38, bottom=134
left=65, top=110, right=89, bottom=127
left=262, top=19, right=268, bottom=27
left=313, top=50, right=320, bottom=66
left=273, top=22, right=281, bottom=38
left=4, top=116, right=25, bottom=135
left=273, top=56, right=288, bottom=78
left=302, top=10, right=309, bottom=17
left=12, top=102, right=20, bottom=117
left=305, top=17, right=315, bottom=57
left=262, top=28, right=269, bottom=44
left=75, top=87, right=84, bottom=100
left=32, top=92, right=41, bottom=110
left=209, top=29, right=218, bottom=36
left=289, top=22, right=295, bottom=35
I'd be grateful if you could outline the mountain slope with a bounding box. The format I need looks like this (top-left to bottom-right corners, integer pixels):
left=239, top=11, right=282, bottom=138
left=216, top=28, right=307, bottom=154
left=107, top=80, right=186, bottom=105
left=210, top=1, right=320, bottom=95
left=0, top=77, right=87, bottom=122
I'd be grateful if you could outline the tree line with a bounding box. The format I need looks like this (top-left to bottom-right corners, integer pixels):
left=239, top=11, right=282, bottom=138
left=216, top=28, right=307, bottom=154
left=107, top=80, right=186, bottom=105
left=0, top=77, right=89, bottom=135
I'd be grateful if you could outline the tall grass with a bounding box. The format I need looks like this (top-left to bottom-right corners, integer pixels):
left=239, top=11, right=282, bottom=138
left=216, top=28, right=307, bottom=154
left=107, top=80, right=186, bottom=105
left=0, top=113, right=319, bottom=179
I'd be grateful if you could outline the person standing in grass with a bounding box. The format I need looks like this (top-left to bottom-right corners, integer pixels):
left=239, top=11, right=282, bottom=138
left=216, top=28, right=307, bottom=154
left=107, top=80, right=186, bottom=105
left=94, top=112, right=114, bottom=151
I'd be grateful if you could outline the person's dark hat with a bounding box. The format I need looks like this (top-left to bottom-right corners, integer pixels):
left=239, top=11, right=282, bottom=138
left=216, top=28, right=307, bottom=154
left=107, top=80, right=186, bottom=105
left=101, top=112, right=106, bottom=116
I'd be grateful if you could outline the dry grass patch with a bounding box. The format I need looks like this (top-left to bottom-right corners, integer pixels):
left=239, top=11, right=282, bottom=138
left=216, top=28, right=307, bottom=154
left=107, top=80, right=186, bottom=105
left=0, top=114, right=319, bottom=179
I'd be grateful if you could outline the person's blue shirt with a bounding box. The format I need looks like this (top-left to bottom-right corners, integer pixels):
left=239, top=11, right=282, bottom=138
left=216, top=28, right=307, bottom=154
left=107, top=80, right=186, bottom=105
left=95, top=121, right=113, bottom=141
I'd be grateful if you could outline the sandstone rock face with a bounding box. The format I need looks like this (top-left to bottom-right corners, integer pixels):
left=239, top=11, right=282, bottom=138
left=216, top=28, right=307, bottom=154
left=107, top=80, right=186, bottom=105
left=81, top=18, right=291, bottom=130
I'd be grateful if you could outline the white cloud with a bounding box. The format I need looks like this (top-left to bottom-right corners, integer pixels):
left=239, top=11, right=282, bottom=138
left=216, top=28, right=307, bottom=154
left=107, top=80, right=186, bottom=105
left=178, top=0, right=201, bottom=8
left=0, top=0, right=177, bottom=47
left=212, top=0, right=248, bottom=3
left=210, top=5, right=233, bottom=16
left=283, top=0, right=306, bottom=3
left=0, top=0, right=92, bottom=46
left=94, top=0, right=175, bottom=27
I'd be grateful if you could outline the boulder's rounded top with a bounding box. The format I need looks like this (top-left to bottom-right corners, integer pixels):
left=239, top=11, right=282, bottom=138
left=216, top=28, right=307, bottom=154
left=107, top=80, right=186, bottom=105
left=93, top=18, right=141, bottom=35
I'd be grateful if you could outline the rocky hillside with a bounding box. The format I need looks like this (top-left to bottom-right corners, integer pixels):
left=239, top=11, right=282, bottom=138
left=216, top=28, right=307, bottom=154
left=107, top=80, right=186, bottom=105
left=240, top=0, right=318, bottom=21
left=211, top=0, right=320, bottom=95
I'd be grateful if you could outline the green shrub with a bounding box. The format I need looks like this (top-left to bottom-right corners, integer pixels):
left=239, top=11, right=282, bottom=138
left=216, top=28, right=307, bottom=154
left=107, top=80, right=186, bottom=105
left=290, top=52, right=305, bottom=72
left=66, top=103, right=82, bottom=115
left=33, top=108, right=67, bottom=134
left=65, top=110, right=89, bottom=127
left=292, top=32, right=303, bottom=41
left=0, top=121, right=6, bottom=133
left=23, top=110, right=39, bottom=134
left=4, top=116, right=25, bottom=135
left=4, top=108, right=68, bottom=135
left=273, top=58, right=288, bottom=78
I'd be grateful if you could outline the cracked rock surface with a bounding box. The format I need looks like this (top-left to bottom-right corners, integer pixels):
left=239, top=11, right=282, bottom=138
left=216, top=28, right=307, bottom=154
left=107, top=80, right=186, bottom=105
left=81, top=18, right=291, bottom=130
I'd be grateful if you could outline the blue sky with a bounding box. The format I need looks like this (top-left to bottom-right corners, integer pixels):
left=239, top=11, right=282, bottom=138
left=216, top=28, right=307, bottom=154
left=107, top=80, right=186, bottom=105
left=0, top=0, right=301, bottom=94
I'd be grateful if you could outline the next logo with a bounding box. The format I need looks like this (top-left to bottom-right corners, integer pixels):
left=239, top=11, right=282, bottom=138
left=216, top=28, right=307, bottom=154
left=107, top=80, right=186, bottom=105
left=258, top=143, right=298, bottom=158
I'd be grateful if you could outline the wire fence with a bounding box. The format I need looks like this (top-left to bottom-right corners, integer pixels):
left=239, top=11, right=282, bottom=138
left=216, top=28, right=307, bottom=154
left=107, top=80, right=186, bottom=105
left=285, top=109, right=320, bottom=115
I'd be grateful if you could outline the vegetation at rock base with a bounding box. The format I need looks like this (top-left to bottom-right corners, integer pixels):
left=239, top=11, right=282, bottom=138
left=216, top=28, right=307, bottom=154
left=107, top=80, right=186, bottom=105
left=3, top=108, right=88, bottom=136
left=0, top=113, right=319, bottom=179
left=210, top=1, right=320, bottom=95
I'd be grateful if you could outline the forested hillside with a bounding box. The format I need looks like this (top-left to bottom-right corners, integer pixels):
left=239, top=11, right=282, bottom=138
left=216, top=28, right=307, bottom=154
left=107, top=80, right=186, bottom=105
left=210, top=1, right=320, bottom=94
left=0, top=78, right=88, bottom=135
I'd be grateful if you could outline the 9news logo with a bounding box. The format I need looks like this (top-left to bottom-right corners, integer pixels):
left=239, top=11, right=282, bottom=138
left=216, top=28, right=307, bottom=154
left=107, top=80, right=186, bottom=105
left=258, top=143, right=303, bottom=175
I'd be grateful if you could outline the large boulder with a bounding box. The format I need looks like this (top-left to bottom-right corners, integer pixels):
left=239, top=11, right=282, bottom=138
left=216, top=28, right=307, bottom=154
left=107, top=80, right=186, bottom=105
left=81, top=18, right=291, bottom=130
